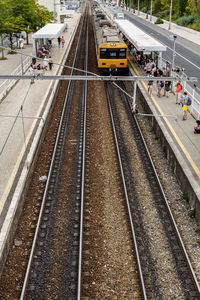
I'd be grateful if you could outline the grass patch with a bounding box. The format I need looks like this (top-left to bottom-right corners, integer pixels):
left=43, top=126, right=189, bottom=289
left=182, top=191, right=189, bottom=203
left=0, top=57, right=8, bottom=60
left=195, top=228, right=200, bottom=234
left=188, top=209, right=195, bottom=219
left=155, top=17, right=164, bottom=24
left=8, top=50, right=17, bottom=54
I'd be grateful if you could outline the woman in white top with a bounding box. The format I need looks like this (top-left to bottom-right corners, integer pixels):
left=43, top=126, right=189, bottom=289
left=43, top=55, right=48, bottom=70
left=29, top=64, right=35, bottom=84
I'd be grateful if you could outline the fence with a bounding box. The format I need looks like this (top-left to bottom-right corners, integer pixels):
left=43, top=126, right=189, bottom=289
left=0, top=56, right=31, bottom=103
left=160, top=58, right=200, bottom=120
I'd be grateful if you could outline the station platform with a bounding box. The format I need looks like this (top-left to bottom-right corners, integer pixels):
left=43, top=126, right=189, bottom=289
left=0, top=12, right=81, bottom=273
left=130, top=58, right=200, bottom=180
left=126, top=10, right=200, bottom=203
left=0, top=8, right=200, bottom=275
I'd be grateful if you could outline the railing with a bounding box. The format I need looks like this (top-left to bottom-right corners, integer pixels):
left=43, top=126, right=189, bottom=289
left=0, top=56, right=31, bottom=103
left=160, top=58, right=200, bottom=120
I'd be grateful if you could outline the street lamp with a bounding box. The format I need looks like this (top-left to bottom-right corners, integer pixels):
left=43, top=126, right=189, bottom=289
left=169, top=34, right=177, bottom=91
left=138, top=0, right=139, bottom=15
left=171, top=35, right=177, bottom=75
left=168, top=0, right=172, bottom=30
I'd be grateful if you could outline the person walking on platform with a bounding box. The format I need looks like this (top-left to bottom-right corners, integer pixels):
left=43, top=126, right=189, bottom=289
left=61, top=36, right=65, bottom=48
left=57, top=36, right=61, bottom=48
left=175, top=81, right=183, bottom=104
left=194, top=120, right=200, bottom=134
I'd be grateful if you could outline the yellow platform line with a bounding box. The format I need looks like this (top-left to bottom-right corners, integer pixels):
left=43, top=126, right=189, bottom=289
left=128, top=57, right=200, bottom=178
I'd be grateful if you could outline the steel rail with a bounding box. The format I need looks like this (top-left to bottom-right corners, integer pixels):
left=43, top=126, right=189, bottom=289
left=106, top=82, right=148, bottom=300
left=19, top=13, right=87, bottom=300
left=77, top=9, right=89, bottom=300
left=118, top=79, right=200, bottom=296
left=133, top=113, right=200, bottom=296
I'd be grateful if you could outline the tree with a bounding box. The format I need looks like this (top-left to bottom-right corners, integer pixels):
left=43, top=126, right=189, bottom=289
left=186, top=0, right=200, bottom=15
left=0, top=0, right=24, bottom=57
left=9, top=0, right=54, bottom=44
left=179, top=0, right=188, bottom=17
left=153, top=0, right=163, bottom=14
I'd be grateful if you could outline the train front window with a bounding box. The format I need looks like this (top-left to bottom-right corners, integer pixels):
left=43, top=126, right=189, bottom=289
left=119, top=49, right=126, bottom=58
left=100, top=48, right=126, bottom=59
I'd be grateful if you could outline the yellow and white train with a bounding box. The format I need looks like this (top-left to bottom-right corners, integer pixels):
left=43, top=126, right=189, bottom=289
left=93, top=7, right=129, bottom=75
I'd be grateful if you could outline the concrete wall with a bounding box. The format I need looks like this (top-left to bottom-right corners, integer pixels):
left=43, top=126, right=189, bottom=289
left=37, top=0, right=54, bottom=12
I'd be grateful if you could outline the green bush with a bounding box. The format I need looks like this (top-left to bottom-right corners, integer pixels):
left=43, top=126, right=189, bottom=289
left=176, top=15, right=197, bottom=26
left=141, top=6, right=148, bottom=13
left=155, top=17, right=164, bottom=24
left=188, top=18, right=200, bottom=32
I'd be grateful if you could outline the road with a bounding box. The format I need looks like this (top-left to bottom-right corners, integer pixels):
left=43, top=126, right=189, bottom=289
left=125, top=12, right=200, bottom=89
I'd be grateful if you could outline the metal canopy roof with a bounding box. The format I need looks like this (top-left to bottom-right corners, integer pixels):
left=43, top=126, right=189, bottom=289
left=115, top=19, right=167, bottom=52
left=32, top=23, right=65, bottom=39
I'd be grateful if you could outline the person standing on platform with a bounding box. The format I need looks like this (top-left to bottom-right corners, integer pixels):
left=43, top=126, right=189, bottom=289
left=147, top=73, right=153, bottom=95
left=29, top=64, right=35, bottom=84
left=61, top=36, right=65, bottom=48
left=157, top=80, right=164, bottom=97
left=194, top=120, right=200, bottom=133
left=43, top=55, right=48, bottom=70
left=57, top=36, right=61, bottom=48
left=164, top=81, right=171, bottom=97
left=48, top=56, right=53, bottom=70
left=182, top=91, right=191, bottom=120
left=175, top=81, right=183, bottom=104
left=136, top=52, right=141, bottom=65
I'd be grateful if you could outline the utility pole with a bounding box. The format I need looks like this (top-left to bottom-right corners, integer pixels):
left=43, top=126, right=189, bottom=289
left=138, top=0, right=139, bottom=15
left=168, top=0, right=172, bottom=30
left=146, top=0, right=149, bottom=19
left=150, top=0, right=152, bottom=21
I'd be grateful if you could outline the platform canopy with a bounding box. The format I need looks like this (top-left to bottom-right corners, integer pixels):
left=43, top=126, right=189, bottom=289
left=32, top=23, right=65, bottom=39
left=115, top=19, right=167, bottom=52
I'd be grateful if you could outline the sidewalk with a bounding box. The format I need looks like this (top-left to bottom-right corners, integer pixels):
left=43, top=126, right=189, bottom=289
left=0, top=12, right=81, bottom=274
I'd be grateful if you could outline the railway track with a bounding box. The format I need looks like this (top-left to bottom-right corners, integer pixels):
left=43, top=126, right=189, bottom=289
left=20, top=6, right=89, bottom=299
left=105, top=80, right=200, bottom=299
left=0, top=2, right=200, bottom=299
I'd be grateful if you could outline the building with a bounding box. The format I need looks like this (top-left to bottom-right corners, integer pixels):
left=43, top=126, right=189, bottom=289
left=37, top=0, right=80, bottom=23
